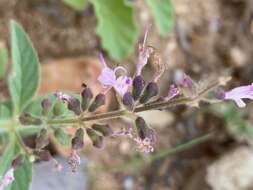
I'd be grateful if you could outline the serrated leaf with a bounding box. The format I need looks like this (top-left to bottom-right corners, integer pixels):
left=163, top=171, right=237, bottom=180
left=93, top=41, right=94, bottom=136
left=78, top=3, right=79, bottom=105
left=91, top=0, right=139, bottom=60
left=62, top=0, right=88, bottom=11
left=0, top=45, right=8, bottom=79
left=8, top=20, right=40, bottom=114
left=145, top=0, right=174, bottom=36
left=7, top=155, right=32, bottom=190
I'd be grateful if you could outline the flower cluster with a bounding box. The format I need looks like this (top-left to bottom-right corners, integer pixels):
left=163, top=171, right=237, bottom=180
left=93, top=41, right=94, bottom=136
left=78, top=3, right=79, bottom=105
left=15, top=29, right=253, bottom=177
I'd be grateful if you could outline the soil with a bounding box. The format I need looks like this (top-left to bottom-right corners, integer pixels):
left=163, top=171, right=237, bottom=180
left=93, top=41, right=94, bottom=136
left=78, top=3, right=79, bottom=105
left=0, top=0, right=253, bottom=189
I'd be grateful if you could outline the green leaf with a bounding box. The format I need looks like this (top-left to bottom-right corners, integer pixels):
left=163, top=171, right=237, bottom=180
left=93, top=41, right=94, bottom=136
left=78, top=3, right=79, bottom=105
left=145, top=0, right=174, bottom=36
left=7, top=155, right=32, bottom=190
left=0, top=139, right=19, bottom=179
left=54, top=128, right=71, bottom=146
left=0, top=101, right=12, bottom=119
left=91, top=0, right=139, bottom=60
left=24, top=94, right=74, bottom=117
left=0, top=45, right=8, bottom=79
left=62, top=0, right=88, bottom=11
left=8, top=20, right=40, bottom=114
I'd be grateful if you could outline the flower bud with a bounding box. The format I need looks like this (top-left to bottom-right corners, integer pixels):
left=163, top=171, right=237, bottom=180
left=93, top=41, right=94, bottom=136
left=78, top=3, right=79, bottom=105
left=92, top=123, right=113, bottom=137
left=41, top=98, right=52, bottom=116
left=11, top=154, right=24, bottom=169
left=86, top=128, right=104, bottom=148
left=123, top=92, right=134, bottom=111
left=81, top=87, right=93, bottom=111
left=71, top=128, right=84, bottom=150
left=35, top=128, right=49, bottom=149
left=54, top=92, right=81, bottom=115
left=19, top=113, right=42, bottom=125
left=132, top=75, right=145, bottom=100
left=67, top=98, right=81, bottom=115
left=139, top=82, right=159, bottom=104
left=214, top=88, right=226, bottom=100
left=88, top=93, right=105, bottom=112
left=52, top=100, right=64, bottom=116
left=135, top=117, right=148, bottom=139
left=178, top=74, right=198, bottom=98
left=135, top=117, right=156, bottom=143
left=34, top=150, right=52, bottom=161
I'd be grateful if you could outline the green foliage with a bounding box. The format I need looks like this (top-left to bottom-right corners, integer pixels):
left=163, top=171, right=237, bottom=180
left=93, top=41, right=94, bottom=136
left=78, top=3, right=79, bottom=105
left=24, top=94, right=74, bottom=117
left=0, top=139, right=18, bottom=179
left=0, top=101, right=12, bottom=119
left=7, top=155, right=32, bottom=190
left=91, top=0, right=139, bottom=60
left=54, top=128, right=71, bottom=146
left=0, top=46, right=8, bottom=78
left=8, top=20, right=40, bottom=114
left=145, top=0, right=174, bottom=36
left=62, top=0, right=88, bottom=11
left=213, top=103, right=253, bottom=138
left=62, top=0, right=175, bottom=60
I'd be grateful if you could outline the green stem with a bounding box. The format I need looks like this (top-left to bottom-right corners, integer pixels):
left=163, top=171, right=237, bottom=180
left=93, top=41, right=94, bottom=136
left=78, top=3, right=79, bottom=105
left=111, top=132, right=214, bottom=172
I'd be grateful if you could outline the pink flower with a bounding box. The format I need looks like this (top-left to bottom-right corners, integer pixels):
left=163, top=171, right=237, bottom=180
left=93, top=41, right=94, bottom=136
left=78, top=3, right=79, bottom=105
left=167, top=85, right=179, bottom=99
left=0, top=168, right=15, bottom=190
left=68, top=150, right=81, bottom=172
left=136, top=28, right=154, bottom=76
left=225, top=83, right=253, bottom=108
left=97, top=54, right=132, bottom=96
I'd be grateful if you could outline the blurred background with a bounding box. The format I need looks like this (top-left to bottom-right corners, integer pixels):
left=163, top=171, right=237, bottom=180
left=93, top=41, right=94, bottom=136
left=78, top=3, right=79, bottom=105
left=1, top=0, right=253, bottom=189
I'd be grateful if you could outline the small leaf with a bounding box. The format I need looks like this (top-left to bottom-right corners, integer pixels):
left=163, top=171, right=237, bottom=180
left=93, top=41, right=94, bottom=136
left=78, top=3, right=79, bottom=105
left=8, top=20, right=40, bottom=114
left=62, top=0, right=89, bottom=11
left=145, top=0, right=174, bottom=36
left=0, top=43, right=8, bottom=79
left=91, top=0, right=139, bottom=60
left=7, top=155, right=32, bottom=190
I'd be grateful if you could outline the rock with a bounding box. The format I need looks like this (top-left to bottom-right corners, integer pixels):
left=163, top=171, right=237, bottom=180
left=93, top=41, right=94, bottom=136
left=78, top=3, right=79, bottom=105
left=31, top=156, right=88, bottom=190
left=206, top=146, right=253, bottom=190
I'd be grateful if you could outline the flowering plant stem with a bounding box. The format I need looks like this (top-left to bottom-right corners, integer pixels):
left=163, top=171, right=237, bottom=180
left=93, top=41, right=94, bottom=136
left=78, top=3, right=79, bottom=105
left=47, top=78, right=221, bottom=126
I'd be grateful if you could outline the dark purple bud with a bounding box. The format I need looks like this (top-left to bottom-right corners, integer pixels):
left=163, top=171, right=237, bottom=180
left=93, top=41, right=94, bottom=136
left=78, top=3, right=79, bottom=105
left=139, top=82, right=159, bottom=104
left=34, top=150, right=52, bottom=161
left=81, top=87, right=93, bottom=111
left=54, top=92, right=81, bottom=115
left=123, top=92, right=134, bottom=111
left=19, top=113, right=42, bottom=125
left=11, top=154, right=24, bottom=169
left=71, top=128, right=84, bottom=150
left=132, top=75, right=146, bottom=100
left=135, top=117, right=148, bottom=139
left=215, top=88, right=226, bottom=100
left=67, top=98, right=81, bottom=115
left=86, top=128, right=104, bottom=148
left=135, top=117, right=156, bottom=142
left=41, top=98, right=52, bottom=116
left=35, top=128, right=49, bottom=149
left=88, top=93, right=105, bottom=112
left=92, top=123, right=113, bottom=137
